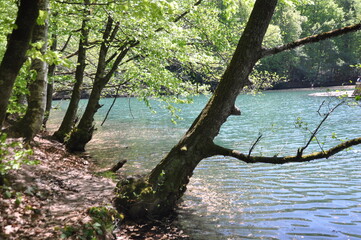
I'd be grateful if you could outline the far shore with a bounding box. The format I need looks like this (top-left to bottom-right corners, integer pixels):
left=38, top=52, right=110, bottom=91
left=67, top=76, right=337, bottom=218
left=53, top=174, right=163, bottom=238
left=265, top=85, right=356, bottom=97
left=269, top=85, right=355, bottom=92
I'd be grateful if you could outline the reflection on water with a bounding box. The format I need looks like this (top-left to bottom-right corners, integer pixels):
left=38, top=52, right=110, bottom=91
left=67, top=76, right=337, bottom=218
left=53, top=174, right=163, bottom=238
left=48, top=90, right=361, bottom=239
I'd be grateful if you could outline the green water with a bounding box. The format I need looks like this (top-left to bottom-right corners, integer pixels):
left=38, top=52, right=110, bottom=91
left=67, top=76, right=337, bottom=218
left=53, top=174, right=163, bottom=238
left=49, top=90, right=361, bottom=239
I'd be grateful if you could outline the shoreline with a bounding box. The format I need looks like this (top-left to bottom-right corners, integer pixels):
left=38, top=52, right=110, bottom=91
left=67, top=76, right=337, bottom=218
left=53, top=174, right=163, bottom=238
left=267, top=85, right=355, bottom=92
left=0, top=133, right=189, bottom=239
left=52, top=85, right=357, bottom=100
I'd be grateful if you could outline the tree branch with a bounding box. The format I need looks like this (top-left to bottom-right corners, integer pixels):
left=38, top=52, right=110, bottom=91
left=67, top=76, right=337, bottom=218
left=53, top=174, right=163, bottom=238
left=210, top=137, right=361, bottom=164
left=261, top=22, right=361, bottom=57
left=298, top=101, right=344, bottom=156
left=155, top=0, right=203, bottom=32
left=248, top=133, right=263, bottom=158
left=60, top=34, right=72, bottom=52
left=55, top=0, right=116, bottom=5
left=103, top=41, right=138, bottom=82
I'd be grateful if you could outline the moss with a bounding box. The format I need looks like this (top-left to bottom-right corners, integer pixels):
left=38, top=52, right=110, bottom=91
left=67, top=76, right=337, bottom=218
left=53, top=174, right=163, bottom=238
left=93, top=171, right=117, bottom=180
left=113, top=175, right=178, bottom=221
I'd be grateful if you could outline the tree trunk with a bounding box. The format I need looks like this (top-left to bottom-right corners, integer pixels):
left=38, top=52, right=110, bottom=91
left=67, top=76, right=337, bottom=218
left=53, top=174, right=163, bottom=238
left=66, top=16, right=131, bottom=152
left=113, top=0, right=361, bottom=221
left=53, top=0, right=90, bottom=143
left=0, top=0, right=39, bottom=129
left=65, top=79, right=105, bottom=152
left=11, top=0, right=49, bottom=140
left=114, top=0, right=278, bottom=220
left=43, top=33, right=57, bottom=128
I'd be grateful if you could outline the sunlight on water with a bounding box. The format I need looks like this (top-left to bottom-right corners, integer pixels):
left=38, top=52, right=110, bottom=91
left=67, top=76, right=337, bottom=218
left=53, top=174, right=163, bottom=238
left=48, top=90, right=361, bottom=239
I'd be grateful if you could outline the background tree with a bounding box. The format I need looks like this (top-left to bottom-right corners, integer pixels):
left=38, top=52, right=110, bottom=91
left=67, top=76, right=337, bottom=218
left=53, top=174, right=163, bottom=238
left=259, top=0, right=361, bottom=87
left=0, top=0, right=39, bottom=129
left=53, top=0, right=90, bottom=143
left=64, top=0, right=214, bottom=151
left=10, top=0, right=50, bottom=140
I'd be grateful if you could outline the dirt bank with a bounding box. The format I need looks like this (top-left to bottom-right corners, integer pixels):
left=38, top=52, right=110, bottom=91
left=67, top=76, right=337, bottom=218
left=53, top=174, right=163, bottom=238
left=0, top=134, right=190, bottom=239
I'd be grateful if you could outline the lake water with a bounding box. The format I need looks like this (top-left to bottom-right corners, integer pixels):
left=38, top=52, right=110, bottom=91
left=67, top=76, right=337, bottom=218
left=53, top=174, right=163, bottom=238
left=48, top=90, right=361, bottom=239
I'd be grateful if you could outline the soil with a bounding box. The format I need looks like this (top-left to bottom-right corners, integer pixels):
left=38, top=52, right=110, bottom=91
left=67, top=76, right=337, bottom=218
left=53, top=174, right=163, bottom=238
left=0, top=133, right=190, bottom=239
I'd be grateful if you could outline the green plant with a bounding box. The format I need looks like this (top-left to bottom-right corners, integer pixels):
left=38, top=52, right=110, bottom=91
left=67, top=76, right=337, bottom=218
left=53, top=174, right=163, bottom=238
left=60, top=206, right=122, bottom=239
left=0, top=133, right=36, bottom=182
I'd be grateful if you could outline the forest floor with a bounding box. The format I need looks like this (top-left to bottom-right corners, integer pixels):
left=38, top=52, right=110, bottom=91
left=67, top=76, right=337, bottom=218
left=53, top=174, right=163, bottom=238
left=0, top=133, right=189, bottom=239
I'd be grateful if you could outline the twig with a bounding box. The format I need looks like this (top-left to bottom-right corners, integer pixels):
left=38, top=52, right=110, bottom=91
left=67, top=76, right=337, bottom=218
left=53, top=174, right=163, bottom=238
left=297, top=101, right=344, bottom=157
left=100, top=84, right=122, bottom=126
left=248, top=133, right=263, bottom=158
left=317, top=100, right=326, bottom=117
left=128, top=97, right=134, bottom=119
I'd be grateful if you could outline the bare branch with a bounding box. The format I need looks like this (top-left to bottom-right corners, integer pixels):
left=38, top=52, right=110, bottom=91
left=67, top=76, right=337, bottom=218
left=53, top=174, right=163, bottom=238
left=248, top=133, right=263, bottom=158
left=55, top=0, right=116, bottom=5
left=155, top=0, right=204, bottom=32
left=297, top=101, right=344, bottom=156
left=100, top=77, right=133, bottom=126
left=173, top=0, right=203, bottom=23
left=103, top=41, right=138, bottom=82
left=261, top=22, right=361, bottom=57
left=100, top=84, right=121, bottom=127
left=210, top=137, right=361, bottom=164
left=60, top=34, right=72, bottom=52
left=317, top=100, right=326, bottom=117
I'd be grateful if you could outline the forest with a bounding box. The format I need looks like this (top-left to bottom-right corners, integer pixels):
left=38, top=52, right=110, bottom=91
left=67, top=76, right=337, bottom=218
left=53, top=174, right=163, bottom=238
left=1, top=0, right=361, bottom=239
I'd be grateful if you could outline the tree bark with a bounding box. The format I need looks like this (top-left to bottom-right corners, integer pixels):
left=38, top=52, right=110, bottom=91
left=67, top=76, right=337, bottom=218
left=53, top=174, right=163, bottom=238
left=66, top=16, right=132, bottom=152
left=65, top=0, right=203, bottom=151
left=114, top=0, right=361, bottom=221
left=53, top=0, right=90, bottom=143
left=11, top=0, right=49, bottom=140
left=42, top=33, right=57, bottom=128
left=0, top=0, right=39, bottom=129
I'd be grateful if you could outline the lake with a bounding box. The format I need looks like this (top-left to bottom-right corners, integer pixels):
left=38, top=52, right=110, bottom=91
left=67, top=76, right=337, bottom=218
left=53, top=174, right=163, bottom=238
left=48, top=90, right=361, bottom=239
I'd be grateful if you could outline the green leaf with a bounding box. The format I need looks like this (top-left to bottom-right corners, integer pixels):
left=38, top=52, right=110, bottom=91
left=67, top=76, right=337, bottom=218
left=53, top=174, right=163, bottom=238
left=37, top=10, right=48, bottom=25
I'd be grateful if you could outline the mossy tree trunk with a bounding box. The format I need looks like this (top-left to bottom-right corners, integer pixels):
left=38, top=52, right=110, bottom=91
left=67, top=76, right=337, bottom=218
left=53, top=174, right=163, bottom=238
left=114, top=0, right=361, bottom=220
left=114, top=0, right=278, bottom=219
left=53, top=0, right=90, bottom=143
left=11, top=0, right=49, bottom=140
left=0, top=0, right=39, bottom=129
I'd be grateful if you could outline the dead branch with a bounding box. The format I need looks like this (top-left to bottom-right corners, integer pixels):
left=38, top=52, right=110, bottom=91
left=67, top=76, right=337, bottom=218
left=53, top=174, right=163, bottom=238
left=109, top=160, right=127, bottom=172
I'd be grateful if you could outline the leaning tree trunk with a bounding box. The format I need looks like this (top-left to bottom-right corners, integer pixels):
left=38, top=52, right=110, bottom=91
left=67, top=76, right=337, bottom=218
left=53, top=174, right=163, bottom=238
left=114, top=0, right=278, bottom=220
left=11, top=0, right=49, bottom=140
left=0, top=0, right=39, bottom=129
left=65, top=78, right=106, bottom=152
left=53, top=0, right=90, bottom=142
